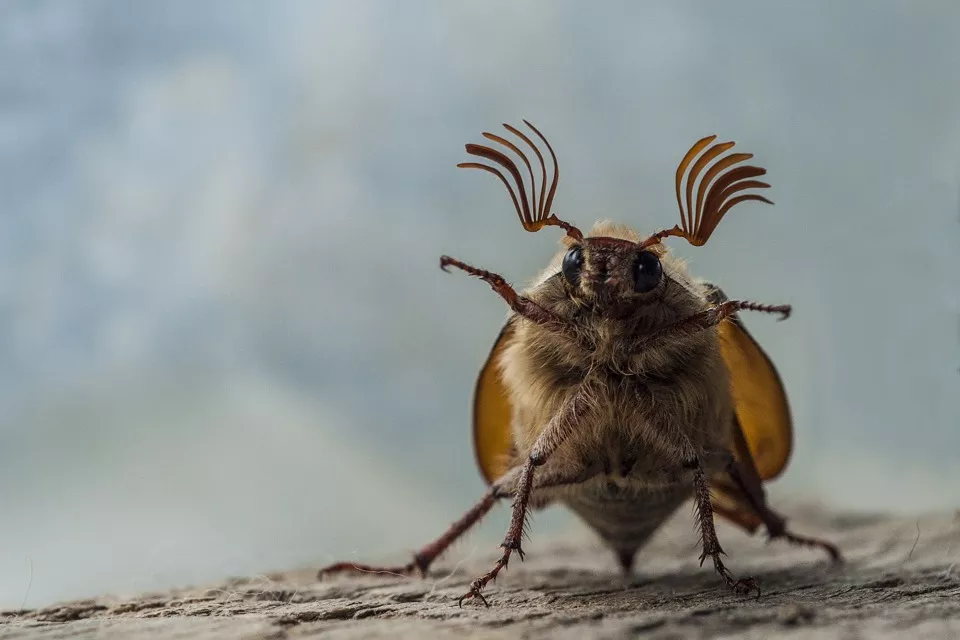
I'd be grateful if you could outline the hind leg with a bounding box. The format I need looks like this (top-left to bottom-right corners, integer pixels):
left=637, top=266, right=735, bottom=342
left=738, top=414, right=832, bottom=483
left=318, top=465, right=593, bottom=581
left=318, top=490, right=501, bottom=578
left=724, top=457, right=842, bottom=562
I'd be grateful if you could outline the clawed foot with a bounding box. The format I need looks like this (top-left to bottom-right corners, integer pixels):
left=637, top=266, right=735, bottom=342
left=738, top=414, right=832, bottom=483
left=457, top=542, right=523, bottom=607
left=457, top=577, right=492, bottom=608
left=701, top=551, right=761, bottom=599
left=725, top=574, right=761, bottom=598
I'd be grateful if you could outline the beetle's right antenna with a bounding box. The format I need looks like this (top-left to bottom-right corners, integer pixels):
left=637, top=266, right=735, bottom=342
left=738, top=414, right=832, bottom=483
left=640, top=135, right=773, bottom=250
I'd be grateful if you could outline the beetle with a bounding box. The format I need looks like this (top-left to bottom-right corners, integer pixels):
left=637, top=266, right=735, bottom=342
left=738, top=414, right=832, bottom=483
left=319, top=121, right=841, bottom=606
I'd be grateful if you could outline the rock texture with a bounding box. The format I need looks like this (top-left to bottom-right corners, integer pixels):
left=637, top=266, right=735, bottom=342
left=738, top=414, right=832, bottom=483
left=4, top=504, right=960, bottom=639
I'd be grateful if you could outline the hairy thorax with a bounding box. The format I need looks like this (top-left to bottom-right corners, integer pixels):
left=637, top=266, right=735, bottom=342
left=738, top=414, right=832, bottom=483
left=498, top=299, right=734, bottom=488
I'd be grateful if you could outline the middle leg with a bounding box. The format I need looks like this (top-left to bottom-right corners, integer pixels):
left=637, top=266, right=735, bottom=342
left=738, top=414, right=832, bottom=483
left=458, top=387, right=591, bottom=606
left=690, top=457, right=761, bottom=596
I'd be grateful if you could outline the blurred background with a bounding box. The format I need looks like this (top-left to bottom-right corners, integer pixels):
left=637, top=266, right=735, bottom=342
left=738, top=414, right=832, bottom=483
left=1, top=0, right=959, bottom=610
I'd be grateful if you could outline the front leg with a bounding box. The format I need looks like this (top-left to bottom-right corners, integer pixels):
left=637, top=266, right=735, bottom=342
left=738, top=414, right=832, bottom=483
left=635, top=299, right=791, bottom=349
left=459, top=387, right=591, bottom=607
left=440, top=256, right=572, bottom=331
left=689, top=457, right=761, bottom=597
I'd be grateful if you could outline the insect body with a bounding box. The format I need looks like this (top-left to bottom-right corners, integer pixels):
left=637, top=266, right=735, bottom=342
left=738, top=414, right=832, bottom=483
left=320, top=121, right=841, bottom=606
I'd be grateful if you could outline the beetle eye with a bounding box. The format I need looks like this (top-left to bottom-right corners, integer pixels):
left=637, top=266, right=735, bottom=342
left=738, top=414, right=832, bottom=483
left=562, top=246, right=583, bottom=286
left=633, top=251, right=662, bottom=293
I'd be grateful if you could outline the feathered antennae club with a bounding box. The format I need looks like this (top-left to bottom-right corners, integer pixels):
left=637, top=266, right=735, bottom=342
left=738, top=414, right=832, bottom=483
left=458, top=121, right=583, bottom=241
left=640, top=136, right=773, bottom=250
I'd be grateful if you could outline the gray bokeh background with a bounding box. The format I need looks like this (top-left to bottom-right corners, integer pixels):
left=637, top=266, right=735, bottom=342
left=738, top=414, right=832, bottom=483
left=1, top=0, right=959, bottom=609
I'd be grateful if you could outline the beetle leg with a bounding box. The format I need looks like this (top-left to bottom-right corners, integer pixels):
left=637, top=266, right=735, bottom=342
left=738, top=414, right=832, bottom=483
left=317, top=462, right=593, bottom=583
left=318, top=490, right=500, bottom=580
left=724, top=456, right=842, bottom=563
left=689, top=457, right=761, bottom=598
left=635, top=299, right=790, bottom=347
left=458, top=388, right=591, bottom=607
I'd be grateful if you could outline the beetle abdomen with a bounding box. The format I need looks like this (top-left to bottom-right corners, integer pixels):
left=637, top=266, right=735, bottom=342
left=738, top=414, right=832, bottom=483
left=564, top=483, right=692, bottom=560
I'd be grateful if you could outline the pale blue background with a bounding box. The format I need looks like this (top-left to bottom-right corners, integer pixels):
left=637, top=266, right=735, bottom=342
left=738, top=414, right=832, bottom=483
left=1, top=0, right=958, bottom=609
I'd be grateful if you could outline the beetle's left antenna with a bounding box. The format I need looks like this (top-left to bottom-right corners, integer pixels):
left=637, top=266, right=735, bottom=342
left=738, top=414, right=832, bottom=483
left=458, top=120, right=583, bottom=241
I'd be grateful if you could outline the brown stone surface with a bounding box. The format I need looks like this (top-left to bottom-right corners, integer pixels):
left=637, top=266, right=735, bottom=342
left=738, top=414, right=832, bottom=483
left=4, top=504, right=960, bottom=639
